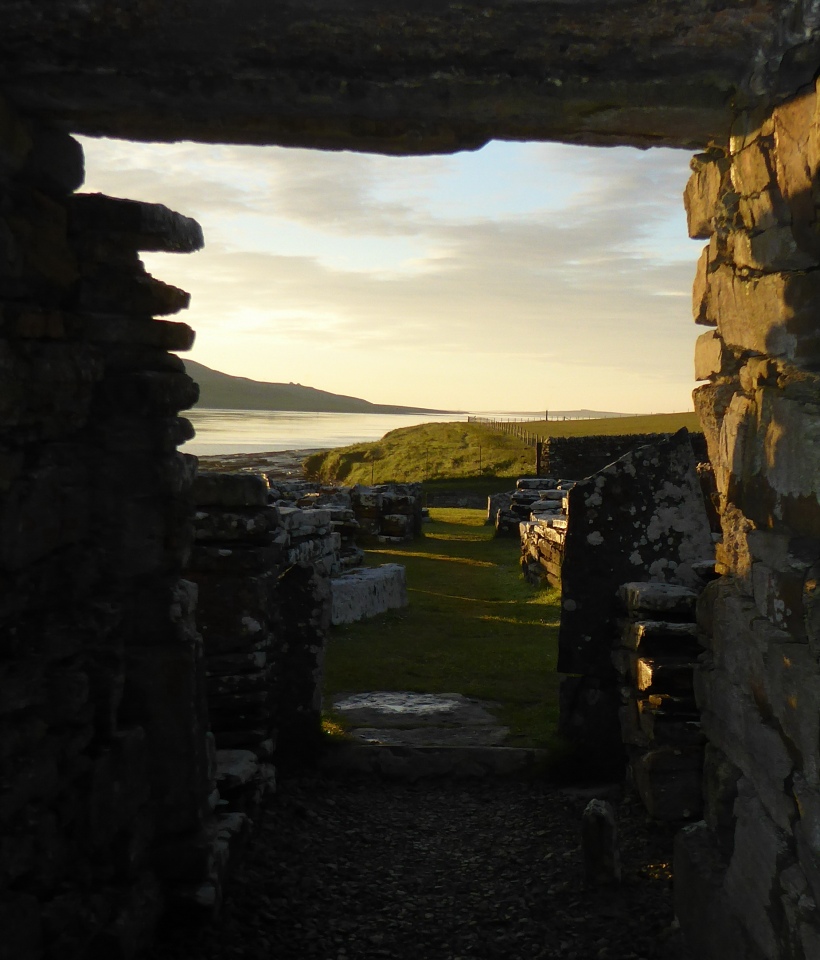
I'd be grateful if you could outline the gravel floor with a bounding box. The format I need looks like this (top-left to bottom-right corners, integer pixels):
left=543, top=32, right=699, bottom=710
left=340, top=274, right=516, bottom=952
left=148, top=774, right=684, bottom=960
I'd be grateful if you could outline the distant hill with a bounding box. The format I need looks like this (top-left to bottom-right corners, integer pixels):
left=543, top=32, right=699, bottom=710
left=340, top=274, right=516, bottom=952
left=184, top=359, right=454, bottom=414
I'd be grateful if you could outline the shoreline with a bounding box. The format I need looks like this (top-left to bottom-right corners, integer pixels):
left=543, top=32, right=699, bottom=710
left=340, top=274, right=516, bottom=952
left=195, top=448, right=325, bottom=481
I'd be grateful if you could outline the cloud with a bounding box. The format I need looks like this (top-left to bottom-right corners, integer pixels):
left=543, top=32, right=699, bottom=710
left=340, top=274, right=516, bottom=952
left=78, top=136, right=701, bottom=410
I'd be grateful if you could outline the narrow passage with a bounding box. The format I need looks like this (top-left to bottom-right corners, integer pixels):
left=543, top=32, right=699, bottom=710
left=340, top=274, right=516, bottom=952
left=147, top=775, right=677, bottom=960
left=147, top=509, right=679, bottom=960
left=324, top=508, right=563, bottom=749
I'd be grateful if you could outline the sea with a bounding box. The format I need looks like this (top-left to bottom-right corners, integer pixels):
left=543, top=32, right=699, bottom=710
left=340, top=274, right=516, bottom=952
left=183, top=408, right=547, bottom=456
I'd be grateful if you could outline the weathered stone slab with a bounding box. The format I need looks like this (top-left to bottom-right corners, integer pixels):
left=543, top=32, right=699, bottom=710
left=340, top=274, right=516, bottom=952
left=694, top=330, right=724, bottom=381
left=619, top=582, right=699, bottom=619
left=684, top=151, right=729, bottom=239
left=193, top=472, right=269, bottom=508
left=330, top=564, right=407, bottom=625
left=70, top=193, right=204, bottom=254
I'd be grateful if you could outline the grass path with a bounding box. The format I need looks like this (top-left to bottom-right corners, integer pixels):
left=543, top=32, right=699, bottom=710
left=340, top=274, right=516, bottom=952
left=323, top=508, right=563, bottom=750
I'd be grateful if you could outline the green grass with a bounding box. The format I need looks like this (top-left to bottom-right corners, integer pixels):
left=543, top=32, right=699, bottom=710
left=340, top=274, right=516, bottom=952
left=506, top=411, right=701, bottom=438
left=304, top=421, right=534, bottom=485
left=304, top=412, right=700, bottom=486
left=323, top=507, right=564, bottom=751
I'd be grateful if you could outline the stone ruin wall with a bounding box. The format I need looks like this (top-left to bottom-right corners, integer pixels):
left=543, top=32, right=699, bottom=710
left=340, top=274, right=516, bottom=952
left=540, top=431, right=708, bottom=482
left=0, top=95, right=426, bottom=957
left=673, top=78, right=820, bottom=960
left=0, top=96, right=214, bottom=956
left=2, top=23, right=820, bottom=957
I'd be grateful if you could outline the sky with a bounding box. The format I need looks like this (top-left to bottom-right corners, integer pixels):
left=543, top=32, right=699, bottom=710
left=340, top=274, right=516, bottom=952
left=78, top=137, right=702, bottom=413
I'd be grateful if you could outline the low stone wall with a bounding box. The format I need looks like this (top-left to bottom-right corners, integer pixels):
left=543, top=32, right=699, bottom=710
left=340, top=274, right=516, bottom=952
left=495, top=477, right=571, bottom=537
left=520, top=519, right=566, bottom=589
left=514, top=478, right=571, bottom=586
left=188, top=472, right=336, bottom=774
left=556, top=431, right=715, bottom=776
left=268, top=480, right=422, bottom=545
left=614, top=582, right=706, bottom=821
left=330, top=564, right=408, bottom=625
left=540, top=432, right=707, bottom=481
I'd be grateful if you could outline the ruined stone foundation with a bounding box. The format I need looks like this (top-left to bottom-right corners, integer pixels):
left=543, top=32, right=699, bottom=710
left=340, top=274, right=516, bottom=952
left=676, top=80, right=820, bottom=960
left=0, top=97, right=220, bottom=956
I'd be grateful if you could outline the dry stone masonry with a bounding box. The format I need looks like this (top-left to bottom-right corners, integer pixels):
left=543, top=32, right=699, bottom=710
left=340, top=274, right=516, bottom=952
left=675, top=77, right=820, bottom=960
left=0, top=98, right=217, bottom=956
left=614, top=582, right=706, bottom=822
left=330, top=565, right=408, bottom=626
left=556, top=431, right=715, bottom=777
left=540, top=431, right=708, bottom=482
left=2, top=4, right=820, bottom=958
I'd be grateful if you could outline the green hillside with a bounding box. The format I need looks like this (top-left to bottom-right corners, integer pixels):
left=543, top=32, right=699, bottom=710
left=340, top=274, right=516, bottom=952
left=304, top=412, right=701, bottom=486
left=304, top=422, right=534, bottom=485
left=183, top=359, right=452, bottom=415
left=484, top=411, right=701, bottom=438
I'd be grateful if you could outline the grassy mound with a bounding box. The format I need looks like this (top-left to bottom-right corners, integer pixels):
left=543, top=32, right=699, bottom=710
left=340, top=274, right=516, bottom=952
left=323, top=508, right=564, bottom=751
left=304, top=421, right=535, bottom=485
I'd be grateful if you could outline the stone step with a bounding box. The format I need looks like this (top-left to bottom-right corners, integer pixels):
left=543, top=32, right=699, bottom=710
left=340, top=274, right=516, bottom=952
left=618, top=581, right=699, bottom=618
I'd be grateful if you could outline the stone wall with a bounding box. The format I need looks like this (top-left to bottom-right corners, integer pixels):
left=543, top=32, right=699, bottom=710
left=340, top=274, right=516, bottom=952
left=554, top=431, right=715, bottom=780
left=614, top=582, right=706, bottom=822
left=515, top=478, right=570, bottom=587
left=269, top=480, right=423, bottom=547
left=188, top=472, right=337, bottom=774
left=675, top=80, right=820, bottom=960
left=540, top=431, right=707, bottom=482
left=0, top=96, right=223, bottom=956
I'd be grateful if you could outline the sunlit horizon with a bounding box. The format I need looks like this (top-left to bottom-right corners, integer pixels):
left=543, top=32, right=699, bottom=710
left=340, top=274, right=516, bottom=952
left=79, top=137, right=701, bottom=413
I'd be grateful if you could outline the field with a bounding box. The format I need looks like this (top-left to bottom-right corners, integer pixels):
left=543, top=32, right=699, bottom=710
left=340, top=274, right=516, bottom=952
left=304, top=411, right=700, bottom=485
left=323, top=507, right=565, bottom=752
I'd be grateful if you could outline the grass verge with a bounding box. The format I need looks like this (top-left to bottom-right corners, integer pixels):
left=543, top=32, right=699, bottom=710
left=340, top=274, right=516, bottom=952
left=323, top=507, right=565, bottom=752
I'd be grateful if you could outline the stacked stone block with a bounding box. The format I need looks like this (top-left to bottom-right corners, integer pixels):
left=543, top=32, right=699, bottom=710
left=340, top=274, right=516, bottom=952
left=349, top=483, right=423, bottom=541
left=613, top=582, right=705, bottom=821
left=556, top=432, right=714, bottom=777
left=270, top=481, right=364, bottom=569
left=187, top=473, right=279, bottom=811
left=519, top=519, right=567, bottom=588
left=515, top=479, right=572, bottom=585
left=188, top=471, right=337, bottom=774
left=496, top=477, right=570, bottom=538
left=0, top=95, right=216, bottom=958
left=675, top=80, right=820, bottom=960
left=268, top=479, right=422, bottom=553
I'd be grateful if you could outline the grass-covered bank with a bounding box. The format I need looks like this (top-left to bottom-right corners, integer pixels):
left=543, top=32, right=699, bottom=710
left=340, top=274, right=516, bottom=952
left=304, top=421, right=534, bottom=485
left=323, top=508, right=563, bottom=751
left=304, top=412, right=700, bottom=486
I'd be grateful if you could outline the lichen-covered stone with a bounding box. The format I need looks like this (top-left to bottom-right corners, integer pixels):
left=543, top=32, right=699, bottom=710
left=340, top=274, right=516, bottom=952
left=558, top=431, right=712, bottom=676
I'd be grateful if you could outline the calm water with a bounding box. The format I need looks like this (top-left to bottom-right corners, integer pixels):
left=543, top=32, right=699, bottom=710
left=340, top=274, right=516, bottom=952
left=183, top=408, right=544, bottom=456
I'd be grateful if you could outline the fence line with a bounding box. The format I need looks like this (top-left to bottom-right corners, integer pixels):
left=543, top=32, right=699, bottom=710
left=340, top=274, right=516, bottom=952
left=467, top=416, right=543, bottom=447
